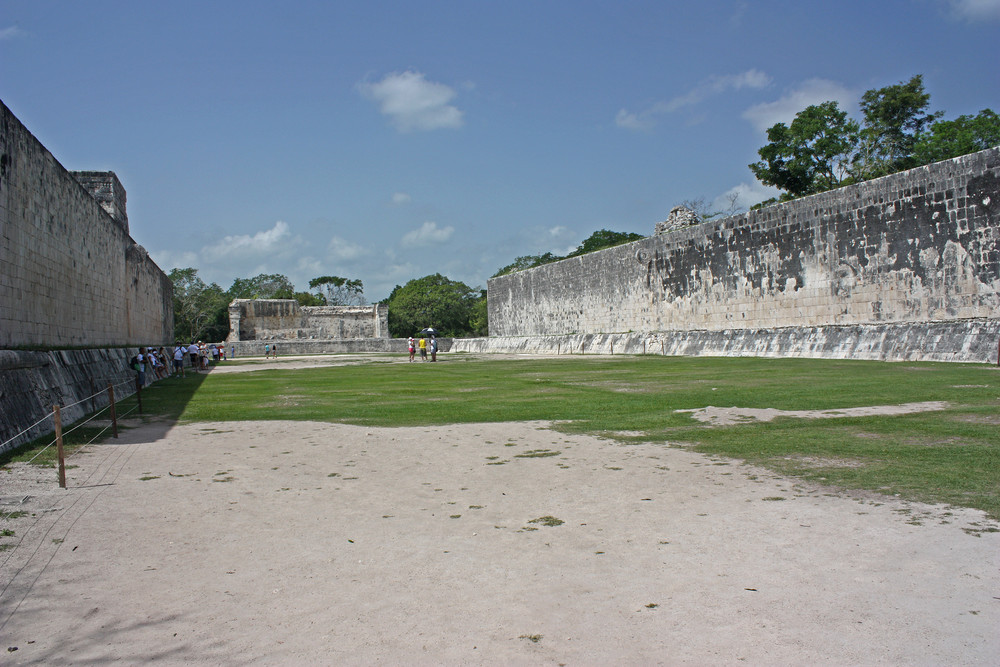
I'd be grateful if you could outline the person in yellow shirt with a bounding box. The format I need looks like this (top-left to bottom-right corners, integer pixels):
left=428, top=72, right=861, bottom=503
left=418, top=336, right=428, bottom=361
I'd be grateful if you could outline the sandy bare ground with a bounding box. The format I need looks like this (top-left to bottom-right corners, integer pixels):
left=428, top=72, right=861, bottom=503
left=1, top=410, right=998, bottom=666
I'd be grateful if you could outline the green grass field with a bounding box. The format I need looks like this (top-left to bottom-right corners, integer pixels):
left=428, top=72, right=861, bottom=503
left=8, top=353, right=1000, bottom=519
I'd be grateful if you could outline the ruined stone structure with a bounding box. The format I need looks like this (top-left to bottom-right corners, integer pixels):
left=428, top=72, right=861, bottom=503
left=1, top=102, right=172, bottom=349
left=227, top=299, right=388, bottom=342
left=654, top=205, right=700, bottom=235
left=464, top=148, right=1000, bottom=363
left=1, top=99, right=174, bottom=452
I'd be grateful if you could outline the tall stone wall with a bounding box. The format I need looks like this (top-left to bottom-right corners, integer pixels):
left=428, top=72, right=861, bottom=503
left=0, top=99, right=173, bottom=348
left=227, top=300, right=389, bottom=342
left=488, top=148, right=1000, bottom=361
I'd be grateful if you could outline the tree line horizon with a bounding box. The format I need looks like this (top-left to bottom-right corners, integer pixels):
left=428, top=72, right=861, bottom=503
left=171, top=73, right=997, bottom=343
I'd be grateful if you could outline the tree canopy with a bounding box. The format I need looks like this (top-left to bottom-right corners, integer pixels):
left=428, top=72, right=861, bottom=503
left=309, top=275, right=365, bottom=306
left=169, top=268, right=230, bottom=342
left=228, top=273, right=296, bottom=300
left=853, top=74, right=942, bottom=179
left=750, top=74, right=994, bottom=201
left=912, top=109, right=1000, bottom=165
left=492, top=229, right=644, bottom=277
left=749, top=101, right=859, bottom=198
left=384, top=274, right=482, bottom=337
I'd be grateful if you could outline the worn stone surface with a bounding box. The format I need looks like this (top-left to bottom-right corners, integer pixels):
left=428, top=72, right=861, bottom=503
left=488, top=148, right=1000, bottom=363
left=227, top=337, right=450, bottom=357
left=654, top=205, right=700, bottom=235
left=452, top=319, right=1000, bottom=363
left=0, top=100, right=173, bottom=348
left=0, top=348, right=147, bottom=454
left=227, top=300, right=389, bottom=342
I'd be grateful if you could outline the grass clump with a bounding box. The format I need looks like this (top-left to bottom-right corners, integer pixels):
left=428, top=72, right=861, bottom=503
left=528, top=515, right=564, bottom=527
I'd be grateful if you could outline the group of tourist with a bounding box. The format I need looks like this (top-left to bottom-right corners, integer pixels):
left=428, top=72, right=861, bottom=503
left=407, top=336, right=438, bottom=362
left=131, top=346, right=173, bottom=387
left=132, top=342, right=229, bottom=388
left=182, top=341, right=227, bottom=371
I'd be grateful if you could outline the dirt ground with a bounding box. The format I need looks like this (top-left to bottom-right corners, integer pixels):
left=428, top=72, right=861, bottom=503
left=1, top=358, right=998, bottom=665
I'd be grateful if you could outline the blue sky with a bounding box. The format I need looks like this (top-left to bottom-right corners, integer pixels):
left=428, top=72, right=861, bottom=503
left=2, top=1, right=998, bottom=301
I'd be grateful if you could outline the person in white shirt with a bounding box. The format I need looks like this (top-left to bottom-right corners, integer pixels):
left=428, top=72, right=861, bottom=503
left=187, top=342, right=200, bottom=372
left=173, top=345, right=186, bottom=377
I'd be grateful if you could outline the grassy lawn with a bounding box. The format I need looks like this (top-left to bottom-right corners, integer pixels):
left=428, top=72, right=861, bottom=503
left=8, top=354, right=1000, bottom=519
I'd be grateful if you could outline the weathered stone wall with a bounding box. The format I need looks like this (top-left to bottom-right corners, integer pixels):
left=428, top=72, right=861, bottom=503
left=227, top=300, right=388, bottom=342
left=0, top=348, right=158, bottom=454
left=452, top=319, right=1000, bottom=363
left=488, top=148, right=1000, bottom=362
left=227, top=337, right=451, bottom=357
left=0, top=100, right=173, bottom=348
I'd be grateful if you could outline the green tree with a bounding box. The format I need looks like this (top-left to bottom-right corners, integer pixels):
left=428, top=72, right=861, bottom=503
left=492, top=252, right=562, bottom=278
left=912, top=109, right=1000, bottom=165
left=386, top=274, right=482, bottom=337
left=566, top=229, right=644, bottom=257
left=227, top=273, right=296, bottom=300
left=750, top=101, right=860, bottom=197
left=493, top=229, right=644, bottom=278
left=853, top=75, right=942, bottom=179
left=308, top=275, right=365, bottom=305
left=293, top=291, right=326, bottom=307
left=469, top=290, right=488, bottom=337
left=169, top=268, right=230, bottom=342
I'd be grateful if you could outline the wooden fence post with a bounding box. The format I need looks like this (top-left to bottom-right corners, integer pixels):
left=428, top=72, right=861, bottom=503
left=54, top=405, right=66, bottom=489
left=108, top=383, right=119, bottom=438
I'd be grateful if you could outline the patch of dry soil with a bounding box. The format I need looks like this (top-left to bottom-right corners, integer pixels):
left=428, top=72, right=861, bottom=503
left=676, top=401, right=949, bottom=426
left=1, top=419, right=997, bottom=665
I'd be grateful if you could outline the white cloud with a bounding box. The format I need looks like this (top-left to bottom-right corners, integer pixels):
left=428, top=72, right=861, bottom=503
left=391, top=192, right=411, bottom=205
left=359, top=71, right=464, bottom=132
left=742, top=78, right=857, bottom=133
left=667, top=70, right=772, bottom=112
left=617, top=69, right=771, bottom=131
left=327, top=235, right=367, bottom=260
left=615, top=109, right=654, bottom=131
left=401, top=221, right=454, bottom=246
left=211, top=220, right=292, bottom=255
left=712, top=181, right=782, bottom=211
left=149, top=249, right=201, bottom=273
left=0, top=26, right=22, bottom=41
left=945, top=0, right=1000, bottom=20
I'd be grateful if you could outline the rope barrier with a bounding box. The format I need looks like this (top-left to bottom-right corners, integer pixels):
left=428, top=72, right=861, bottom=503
left=0, top=376, right=141, bottom=452
left=0, top=412, right=55, bottom=453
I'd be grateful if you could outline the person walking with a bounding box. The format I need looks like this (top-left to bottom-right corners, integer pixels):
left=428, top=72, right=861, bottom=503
left=173, top=345, right=185, bottom=377
left=133, top=347, right=146, bottom=389
left=430, top=335, right=438, bottom=362
left=408, top=336, right=416, bottom=362
left=264, top=343, right=270, bottom=359
left=187, top=341, right=200, bottom=373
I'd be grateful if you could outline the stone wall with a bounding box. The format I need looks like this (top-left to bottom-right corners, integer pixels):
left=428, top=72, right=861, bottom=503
left=227, top=337, right=451, bottom=357
left=0, top=99, right=173, bottom=348
left=487, top=148, right=1000, bottom=361
left=452, top=320, right=1000, bottom=363
left=0, top=348, right=152, bottom=454
left=227, top=300, right=388, bottom=342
